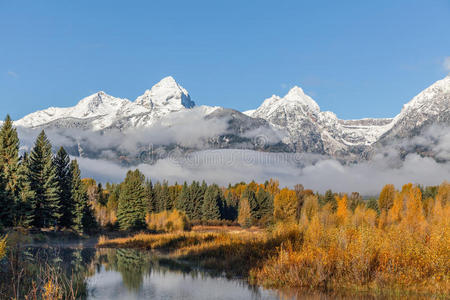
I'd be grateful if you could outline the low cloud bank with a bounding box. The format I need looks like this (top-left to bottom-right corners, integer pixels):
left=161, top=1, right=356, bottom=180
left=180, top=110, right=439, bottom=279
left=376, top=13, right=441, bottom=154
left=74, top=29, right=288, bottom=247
left=16, top=119, right=450, bottom=195
left=75, top=148, right=450, bottom=195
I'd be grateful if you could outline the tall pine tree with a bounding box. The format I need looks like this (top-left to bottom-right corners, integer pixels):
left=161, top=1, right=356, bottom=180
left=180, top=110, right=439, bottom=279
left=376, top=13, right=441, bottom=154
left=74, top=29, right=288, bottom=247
left=54, top=147, right=73, bottom=227
left=175, top=182, right=189, bottom=214
left=29, top=130, right=61, bottom=228
left=15, top=153, right=36, bottom=227
left=0, top=115, right=20, bottom=226
left=201, top=184, right=223, bottom=220
left=70, top=160, right=96, bottom=234
left=117, top=169, right=147, bottom=230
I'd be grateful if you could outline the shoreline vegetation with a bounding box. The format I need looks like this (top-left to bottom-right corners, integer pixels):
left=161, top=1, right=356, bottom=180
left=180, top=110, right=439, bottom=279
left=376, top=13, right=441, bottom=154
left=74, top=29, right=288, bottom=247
left=97, top=181, right=450, bottom=298
left=0, top=115, right=449, bottom=298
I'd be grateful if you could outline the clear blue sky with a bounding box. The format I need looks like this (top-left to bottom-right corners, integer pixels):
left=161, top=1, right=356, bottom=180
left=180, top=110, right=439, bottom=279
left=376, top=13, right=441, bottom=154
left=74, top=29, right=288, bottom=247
left=1, top=0, right=449, bottom=120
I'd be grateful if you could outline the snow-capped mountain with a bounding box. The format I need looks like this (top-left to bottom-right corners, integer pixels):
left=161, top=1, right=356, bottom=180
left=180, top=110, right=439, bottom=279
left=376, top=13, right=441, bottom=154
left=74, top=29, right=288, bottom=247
left=248, top=86, right=394, bottom=158
left=13, top=75, right=450, bottom=164
left=135, top=76, right=195, bottom=110
left=15, top=76, right=196, bottom=131
left=378, top=75, right=450, bottom=143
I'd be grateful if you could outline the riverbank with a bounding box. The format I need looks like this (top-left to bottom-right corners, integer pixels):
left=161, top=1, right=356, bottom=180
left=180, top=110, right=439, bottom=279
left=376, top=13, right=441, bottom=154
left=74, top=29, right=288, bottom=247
left=97, top=222, right=449, bottom=299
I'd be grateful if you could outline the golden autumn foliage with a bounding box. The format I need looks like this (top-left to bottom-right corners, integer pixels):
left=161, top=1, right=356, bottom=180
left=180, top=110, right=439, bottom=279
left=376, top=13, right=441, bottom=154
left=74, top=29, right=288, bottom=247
left=237, top=197, right=252, bottom=228
left=145, top=209, right=191, bottom=233
left=378, top=184, right=395, bottom=212
left=253, top=182, right=450, bottom=295
left=98, top=181, right=450, bottom=296
left=274, top=188, right=297, bottom=222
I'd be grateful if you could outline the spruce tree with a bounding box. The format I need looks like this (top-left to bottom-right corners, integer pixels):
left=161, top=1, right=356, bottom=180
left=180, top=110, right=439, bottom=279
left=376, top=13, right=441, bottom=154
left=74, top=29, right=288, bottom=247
left=256, top=188, right=273, bottom=222
left=152, top=182, right=162, bottom=213
left=190, top=181, right=206, bottom=220
left=201, top=184, right=222, bottom=220
left=0, top=175, right=8, bottom=229
left=15, top=153, right=36, bottom=227
left=54, top=147, right=73, bottom=227
left=145, top=179, right=155, bottom=213
left=175, top=182, right=189, bottom=213
left=117, top=169, right=147, bottom=230
left=29, top=130, right=61, bottom=228
left=157, top=181, right=170, bottom=212
left=0, top=115, right=20, bottom=226
left=70, top=160, right=96, bottom=234
left=69, top=160, right=97, bottom=234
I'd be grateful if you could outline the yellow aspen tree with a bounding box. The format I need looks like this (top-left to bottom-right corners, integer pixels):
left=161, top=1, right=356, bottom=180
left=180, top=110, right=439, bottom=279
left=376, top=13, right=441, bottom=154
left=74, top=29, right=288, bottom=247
left=266, top=179, right=280, bottom=197
left=378, top=184, right=396, bottom=212
left=238, top=197, right=252, bottom=228
left=436, top=181, right=450, bottom=206
left=274, top=188, right=297, bottom=222
left=336, top=194, right=349, bottom=225
left=387, top=192, right=403, bottom=224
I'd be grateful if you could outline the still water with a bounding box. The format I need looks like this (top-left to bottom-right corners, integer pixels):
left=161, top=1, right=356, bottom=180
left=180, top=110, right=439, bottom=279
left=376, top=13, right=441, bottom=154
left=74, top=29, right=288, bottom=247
left=20, top=246, right=281, bottom=300
left=8, top=246, right=413, bottom=299
left=86, top=248, right=279, bottom=300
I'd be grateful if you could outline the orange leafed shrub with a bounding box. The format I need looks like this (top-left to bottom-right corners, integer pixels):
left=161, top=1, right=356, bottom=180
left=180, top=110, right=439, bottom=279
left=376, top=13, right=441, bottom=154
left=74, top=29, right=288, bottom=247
left=146, top=209, right=191, bottom=233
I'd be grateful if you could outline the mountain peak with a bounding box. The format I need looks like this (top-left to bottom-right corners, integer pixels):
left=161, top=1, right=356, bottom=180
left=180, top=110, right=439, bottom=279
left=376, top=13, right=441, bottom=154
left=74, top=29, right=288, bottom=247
left=157, top=76, right=178, bottom=86
left=283, top=85, right=320, bottom=112
left=136, top=76, right=195, bottom=110
left=286, top=86, right=305, bottom=96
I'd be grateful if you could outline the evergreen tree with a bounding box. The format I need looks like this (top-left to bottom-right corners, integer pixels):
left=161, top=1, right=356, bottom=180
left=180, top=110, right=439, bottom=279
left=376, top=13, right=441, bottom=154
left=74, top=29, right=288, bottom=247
left=168, top=183, right=180, bottom=210
left=70, top=160, right=96, bottom=234
left=159, top=181, right=171, bottom=211
left=175, top=182, right=189, bottom=213
left=97, top=183, right=107, bottom=206
left=15, top=153, right=35, bottom=227
left=54, top=147, right=73, bottom=227
left=191, top=181, right=206, bottom=220
left=320, top=189, right=337, bottom=210
left=201, top=184, right=222, bottom=220
left=0, top=115, right=20, bottom=226
left=145, top=179, right=155, bottom=213
left=29, top=131, right=61, bottom=228
left=0, top=175, right=8, bottom=229
left=117, top=169, right=147, bottom=230
left=255, top=188, right=273, bottom=223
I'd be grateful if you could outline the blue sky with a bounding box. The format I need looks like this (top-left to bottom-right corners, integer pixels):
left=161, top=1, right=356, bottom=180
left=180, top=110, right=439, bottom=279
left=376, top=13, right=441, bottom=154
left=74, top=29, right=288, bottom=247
left=1, top=0, right=449, bottom=120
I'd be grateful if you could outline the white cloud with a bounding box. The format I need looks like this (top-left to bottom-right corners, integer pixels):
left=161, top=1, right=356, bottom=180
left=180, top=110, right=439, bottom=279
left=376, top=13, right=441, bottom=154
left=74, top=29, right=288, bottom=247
left=444, top=57, right=450, bottom=72
left=7, top=71, right=18, bottom=78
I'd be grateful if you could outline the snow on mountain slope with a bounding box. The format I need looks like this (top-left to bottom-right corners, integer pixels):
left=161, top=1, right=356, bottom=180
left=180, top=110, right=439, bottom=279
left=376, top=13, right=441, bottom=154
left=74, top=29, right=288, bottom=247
left=12, top=75, right=450, bottom=163
left=15, top=76, right=196, bottom=131
left=250, top=86, right=393, bottom=156
left=135, top=76, right=195, bottom=111
left=15, top=92, right=149, bottom=130
left=378, top=75, right=450, bottom=142
left=243, top=109, right=256, bottom=117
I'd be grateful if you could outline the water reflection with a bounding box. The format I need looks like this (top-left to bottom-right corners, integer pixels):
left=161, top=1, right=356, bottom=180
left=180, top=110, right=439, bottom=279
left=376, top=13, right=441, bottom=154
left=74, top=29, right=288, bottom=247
left=89, top=248, right=278, bottom=300
left=2, top=246, right=425, bottom=299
